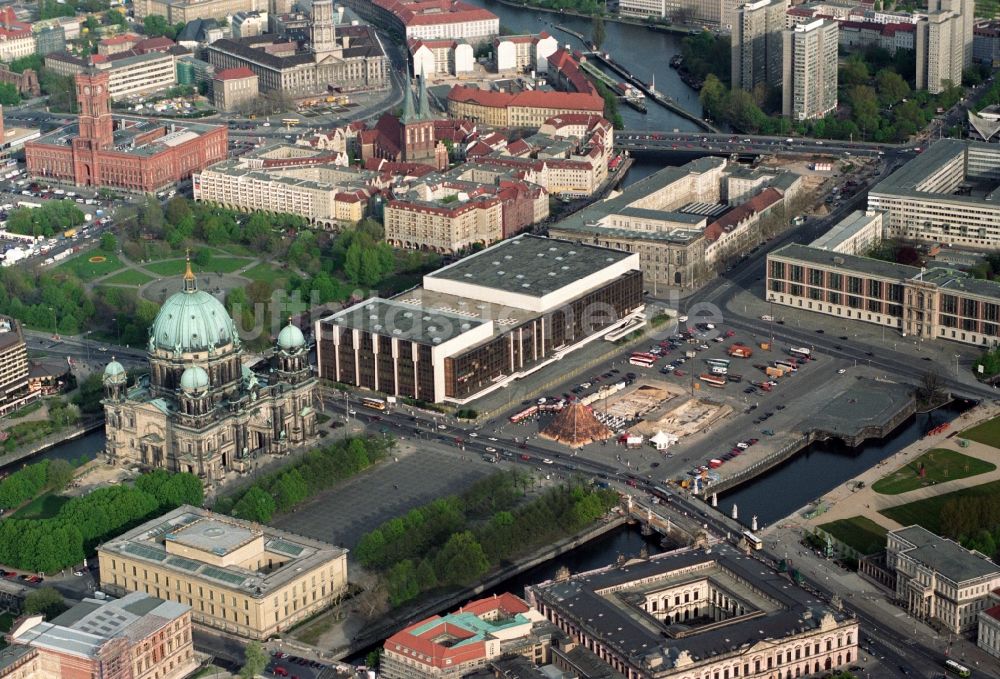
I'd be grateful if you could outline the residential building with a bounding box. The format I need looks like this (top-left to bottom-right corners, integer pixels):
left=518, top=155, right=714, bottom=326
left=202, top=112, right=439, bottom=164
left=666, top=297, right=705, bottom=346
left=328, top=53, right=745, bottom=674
left=207, top=6, right=388, bottom=97
left=526, top=544, right=860, bottom=679
left=731, top=0, right=787, bottom=93
left=408, top=38, right=474, bottom=77
left=316, top=235, right=644, bottom=403
left=838, top=20, right=915, bottom=54
left=917, top=10, right=962, bottom=94
left=7, top=592, right=198, bottom=679
left=868, top=140, right=1000, bottom=249
left=974, top=20, right=1000, bottom=66
left=550, top=157, right=801, bottom=291
left=931, top=0, right=974, bottom=68
left=194, top=146, right=369, bottom=229
left=98, top=505, right=349, bottom=639
left=100, top=261, right=316, bottom=484
left=134, top=0, right=265, bottom=23
left=98, top=33, right=141, bottom=55
left=0, top=316, right=31, bottom=417
left=212, top=66, right=258, bottom=111
left=809, top=210, right=883, bottom=256
left=494, top=33, right=558, bottom=73
left=979, top=589, right=1000, bottom=660
left=0, top=7, right=35, bottom=63
left=364, top=0, right=499, bottom=45
left=381, top=594, right=554, bottom=679
left=232, top=10, right=269, bottom=38
left=103, top=51, right=179, bottom=99
left=621, top=0, right=721, bottom=27
left=766, top=243, right=1000, bottom=347
left=26, top=70, right=227, bottom=192
left=448, top=87, right=605, bottom=128
left=886, top=526, right=1000, bottom=633
left=782, top=19, right=839, bottom=120
left=34, top=26, right=66, bottom=56
left=384, top=186, right=504, bottom=253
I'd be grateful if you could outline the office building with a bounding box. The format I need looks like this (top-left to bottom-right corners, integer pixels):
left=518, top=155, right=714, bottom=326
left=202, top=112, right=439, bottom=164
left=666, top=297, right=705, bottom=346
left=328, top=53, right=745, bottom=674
left=526, top=544, right=859, bottom=679
left=975, top=20, right=1000, bottom=66
left=134, top=0, right=264, bottom=23
left=979, top=590, right=1000, bottom=660
left=34, top=26, right=66, bottom=56
left=366, top=0, right=498, bottom=45
left=207, top=5, right=388, bottom=97
left=100, top=261, right=317, bottom=484
left=886, top=526, right=1000, bottom=634
left=98, top=505, right=349, bottom=639
left=316, top=235, right=644, bottom=404
left=621, top=0, right=721, bottom=27
left=232, top=10, right=269, bottom=38
left=782, top=19, right=839, bottom=121
left=7, top=592, right=197, bottom=679
left=25, top=70, right=227, bottom=192
left=381, top=594, right=554, bottom=679
left=0, top=316, right=30, bottom=417
left=731, top=0, right=787, bottom=93
left=766, top=242, right=1000, bottom=347
left=809, top=209, right=884, bottom=256
left=868, top=140, right=1000, bottom=249
left=549, top=157, right=801, bottom=291
left=212, top=66, right=258, bottom=111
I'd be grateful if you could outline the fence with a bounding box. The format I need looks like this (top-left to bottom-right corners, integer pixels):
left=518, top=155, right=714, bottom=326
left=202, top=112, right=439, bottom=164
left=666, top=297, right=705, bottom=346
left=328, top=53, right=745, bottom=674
left=707, top=434, right=811, bottom=495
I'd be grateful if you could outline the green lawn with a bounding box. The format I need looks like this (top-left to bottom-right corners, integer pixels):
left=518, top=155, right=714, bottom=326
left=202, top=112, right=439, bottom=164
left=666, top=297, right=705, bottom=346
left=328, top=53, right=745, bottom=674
left=962, top=415, right=1000, bottom=449
left=872, top=448, right=996, bottom=495
left=242, top=261, right=290, bottom=287
left=144, top=256, right=252, bottom=276
left=102, top=269, right=154, bottom=286
left=12, top=492, right=69, bottom=520
left=54, top=252, right=123, bottom=281
left=818, top=516, right=889, bottom=555
left=880, top=479, right=1000, bottom=534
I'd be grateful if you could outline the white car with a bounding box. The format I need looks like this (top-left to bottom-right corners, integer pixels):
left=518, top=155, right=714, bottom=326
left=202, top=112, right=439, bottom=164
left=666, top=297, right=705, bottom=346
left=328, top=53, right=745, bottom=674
left=469, top=432, right=478, bottom=437
left=837, top=368, right=847, bottom=374
left=678, top=315, right=689, bottom=323
left=488, top=437, right=498, bottom=441
left=543, top=458, right=554, bottom=465
left=437, top=424, right=447, bottom=430
left=736, top=442, right=750, bottom=449
left=485, top=447, right=497, bottom=453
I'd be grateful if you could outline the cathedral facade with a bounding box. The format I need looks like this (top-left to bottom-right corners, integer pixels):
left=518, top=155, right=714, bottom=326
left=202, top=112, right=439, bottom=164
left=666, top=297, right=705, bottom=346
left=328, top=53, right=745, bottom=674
left=102, top=263, right=317, bottom=485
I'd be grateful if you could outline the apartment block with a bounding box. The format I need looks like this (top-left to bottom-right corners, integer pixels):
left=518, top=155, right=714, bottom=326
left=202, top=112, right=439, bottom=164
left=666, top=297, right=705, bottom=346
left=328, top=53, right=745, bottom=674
left=782, top=19, right=839, bottom=121
left=731, top=0, right=787, bottom=92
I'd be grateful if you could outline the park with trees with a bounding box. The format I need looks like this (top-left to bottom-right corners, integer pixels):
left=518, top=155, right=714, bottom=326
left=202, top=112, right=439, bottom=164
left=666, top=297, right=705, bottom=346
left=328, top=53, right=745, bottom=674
left=214, top=436, right=392, bottom=522
left=354, top=473, right=618, bottom=606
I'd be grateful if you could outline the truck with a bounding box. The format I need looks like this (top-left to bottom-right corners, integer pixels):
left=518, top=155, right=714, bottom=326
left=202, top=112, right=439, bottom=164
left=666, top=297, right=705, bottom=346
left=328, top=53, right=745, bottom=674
left=685, top=350, right=697, bottom=358
left=710, top=365, right=728, bottom=375
left=63, top=228, right=77, bottom=239
left=728, top=344, right=752, bottom=358
left=708, top=458, right=724, bottom=469
left=765, top=366, right=784, bottom=378
left=699, top=373, right=726, bottom=388
left=726, top=373, right=743, bottom=383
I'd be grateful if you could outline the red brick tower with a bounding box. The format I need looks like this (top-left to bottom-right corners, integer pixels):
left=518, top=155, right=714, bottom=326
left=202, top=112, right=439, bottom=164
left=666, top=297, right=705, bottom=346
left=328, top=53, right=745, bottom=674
left=76, top=70, right=113, bottom=149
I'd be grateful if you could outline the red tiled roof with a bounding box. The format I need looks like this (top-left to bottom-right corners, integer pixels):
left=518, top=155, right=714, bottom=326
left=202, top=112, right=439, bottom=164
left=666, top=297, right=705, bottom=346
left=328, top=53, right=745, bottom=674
left=984, top=603, right=1000, bottom=622
left=215, top=67, right=257, bottom=81
left=746, top=187, right=783, bottom=212
left=375, top=0, right=497, bottom=27
left=134, top=36, right=175, bottom=53
left=100, top=33, right=140, bottom=46
left=448, top=85, right=602, bottom=113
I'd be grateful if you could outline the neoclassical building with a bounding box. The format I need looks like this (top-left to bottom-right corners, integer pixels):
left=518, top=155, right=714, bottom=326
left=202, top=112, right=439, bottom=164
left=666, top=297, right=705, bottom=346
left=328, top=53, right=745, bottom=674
left=101, top=262, right=317, bottom=485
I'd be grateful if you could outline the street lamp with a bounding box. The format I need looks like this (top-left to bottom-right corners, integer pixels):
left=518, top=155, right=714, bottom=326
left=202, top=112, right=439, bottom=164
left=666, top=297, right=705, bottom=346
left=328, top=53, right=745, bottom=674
left=48, top=306, right=58, bottom=340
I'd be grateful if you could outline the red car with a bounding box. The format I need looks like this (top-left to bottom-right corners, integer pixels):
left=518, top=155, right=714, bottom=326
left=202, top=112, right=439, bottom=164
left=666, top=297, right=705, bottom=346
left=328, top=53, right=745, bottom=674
left=274, top=668, right=289, bottom=677
left=520, top=454, right=531, bottom=461
left=674, top=370, right=685, bottom=377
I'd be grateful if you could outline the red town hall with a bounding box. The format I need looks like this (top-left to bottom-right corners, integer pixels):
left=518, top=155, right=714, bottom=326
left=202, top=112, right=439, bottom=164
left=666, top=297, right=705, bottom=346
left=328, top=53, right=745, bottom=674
left=25, top=70, right=227, bottom=192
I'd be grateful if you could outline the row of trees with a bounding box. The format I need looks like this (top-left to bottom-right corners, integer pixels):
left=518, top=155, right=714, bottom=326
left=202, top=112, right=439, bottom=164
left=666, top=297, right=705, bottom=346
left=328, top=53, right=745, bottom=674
left=215, top=437, right=391, bottom=522
left=6, top=202, right=87, bottom=239
left=680, top=31, right=731, bottom=86
left=0, top=459, right=74, bottom=510
left=939, top=493, right=1000, bottom=562
left=356, top=473, right=618, bottom=606
left=0, top=470, right=202, bottom=573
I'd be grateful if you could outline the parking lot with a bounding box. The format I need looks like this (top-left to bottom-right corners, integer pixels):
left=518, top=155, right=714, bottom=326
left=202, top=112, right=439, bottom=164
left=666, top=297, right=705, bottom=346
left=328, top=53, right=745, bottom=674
left=266, top=650, right=329, bottom=679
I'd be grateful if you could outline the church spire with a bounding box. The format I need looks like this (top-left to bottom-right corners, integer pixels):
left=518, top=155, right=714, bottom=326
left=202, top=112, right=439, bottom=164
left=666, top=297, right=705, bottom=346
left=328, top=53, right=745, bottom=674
left=183, top=249, right=197, bottom=293
left=417, top=66, right=430, bottom=120
left=401, top=71, right=416, bottom=123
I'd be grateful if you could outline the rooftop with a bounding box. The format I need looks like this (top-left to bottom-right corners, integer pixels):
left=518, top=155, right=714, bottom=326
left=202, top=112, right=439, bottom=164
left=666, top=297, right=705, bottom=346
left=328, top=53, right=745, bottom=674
left=32, top=116, right=223, bottom=157
left=870, top=139, right=1000, bottom=205
left=810, top=210, right=882, bottom=251
left=426, top=234, right=633, bottom=298
left=892, top=526, right=1000, bottom=583
left=99, top=505, right=347, bottom=597
left=528, top=544, right=853, bottom=671
left=323, top=297, right=487, bottom=345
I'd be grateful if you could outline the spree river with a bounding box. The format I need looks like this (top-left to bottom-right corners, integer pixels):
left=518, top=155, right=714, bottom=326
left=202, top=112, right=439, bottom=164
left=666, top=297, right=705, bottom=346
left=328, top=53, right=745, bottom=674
left=462, top=0, right=704, bottom=132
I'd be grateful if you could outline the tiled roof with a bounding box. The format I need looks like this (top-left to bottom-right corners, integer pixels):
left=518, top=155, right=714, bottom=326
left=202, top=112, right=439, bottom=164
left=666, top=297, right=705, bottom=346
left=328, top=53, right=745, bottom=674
left=214, top=66, right=256, bottom=80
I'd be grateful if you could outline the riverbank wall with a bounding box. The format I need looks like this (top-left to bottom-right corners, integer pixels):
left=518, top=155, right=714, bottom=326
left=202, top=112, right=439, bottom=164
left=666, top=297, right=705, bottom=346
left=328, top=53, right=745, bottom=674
left=493, top=0, right=697, bottom=35
left=326, top=514, right=628, bottom=660
left=0, top=417, right=104, bottom=471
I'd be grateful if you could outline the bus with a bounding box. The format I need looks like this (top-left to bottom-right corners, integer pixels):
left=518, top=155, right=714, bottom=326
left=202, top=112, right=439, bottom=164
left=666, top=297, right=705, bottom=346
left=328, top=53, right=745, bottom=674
left=788, top=347, right=812, bottom=359
left=281, top=117, right=300, bottom=127
left=630, top=355, right=656, bottom=368
left=742, top=530, right=763, bottom=550
left=705, top=358, right=731, bottom=368
left=774, top=360, right=798, bottom=372
left=362, top=397, right=386, bottom=411
left=510, top=405, right=539, bottom=423
left=945, top=660, right=971, bottom=677
left=632, top=352, right=658, bottom=362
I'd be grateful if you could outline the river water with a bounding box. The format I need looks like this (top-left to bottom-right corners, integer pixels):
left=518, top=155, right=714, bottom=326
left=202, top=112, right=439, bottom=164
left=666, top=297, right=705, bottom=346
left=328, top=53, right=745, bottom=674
left=462, top=0, right=703, bottom=132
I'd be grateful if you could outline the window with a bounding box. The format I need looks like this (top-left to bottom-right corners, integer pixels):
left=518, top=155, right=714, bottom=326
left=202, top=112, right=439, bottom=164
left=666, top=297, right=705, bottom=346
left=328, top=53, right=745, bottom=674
left=789, top=265, right=803, bottom=283
left=847, top=276, right=862, bottom=294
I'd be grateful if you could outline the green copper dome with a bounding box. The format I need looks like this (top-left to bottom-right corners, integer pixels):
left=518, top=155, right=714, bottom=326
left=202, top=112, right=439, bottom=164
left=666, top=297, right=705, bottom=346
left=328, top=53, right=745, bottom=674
left=103, top=358, right=126, bottom=384
left=149, top=260, right=238, bottom=353
left=179, top=366, right=210, bottom=391
left=277, top=322, right=305, bottom=351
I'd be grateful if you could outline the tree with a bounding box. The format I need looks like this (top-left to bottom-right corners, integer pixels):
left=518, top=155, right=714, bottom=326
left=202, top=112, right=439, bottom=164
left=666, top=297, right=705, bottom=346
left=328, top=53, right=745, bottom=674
left=240, top=641, right=267, bottom=679
left=591, top=15, right=605, bottom=51
left=433, top=531, right=489, bottom=586
left=46, top=459, right=75, bottom=492
left=0, top=83, right=21, bottom=106
left=875, top=69, right=909, bottom=106
left=143, top=15, right=170, bottom=38
left=840, top=56, right=870, bottom=87
left=24, top=587, right=68, bottom=619
left=100, top=233, right=117, bottom=252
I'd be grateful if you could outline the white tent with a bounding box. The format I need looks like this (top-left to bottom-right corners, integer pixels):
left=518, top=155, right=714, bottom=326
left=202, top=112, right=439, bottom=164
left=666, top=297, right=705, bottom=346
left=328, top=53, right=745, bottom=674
left=650, top=430, right=678, bottom=450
